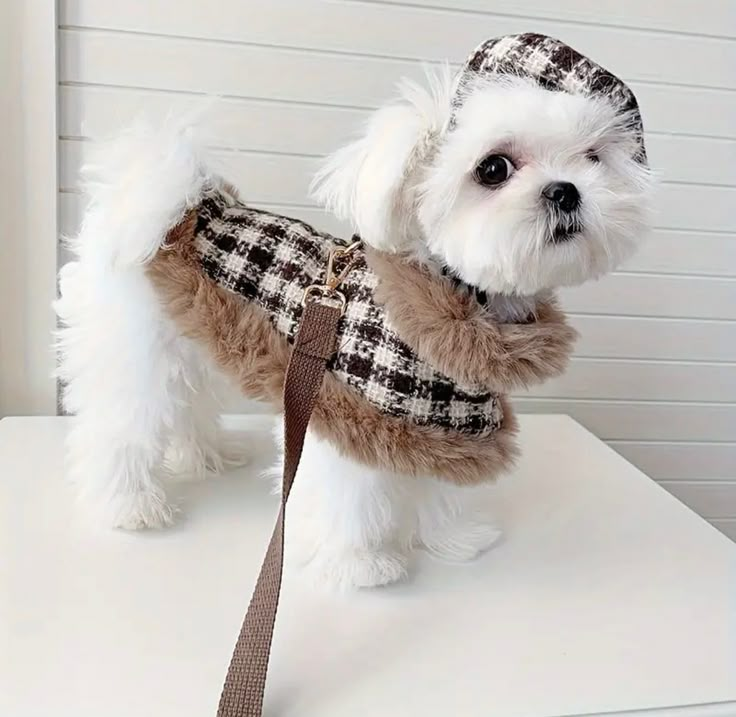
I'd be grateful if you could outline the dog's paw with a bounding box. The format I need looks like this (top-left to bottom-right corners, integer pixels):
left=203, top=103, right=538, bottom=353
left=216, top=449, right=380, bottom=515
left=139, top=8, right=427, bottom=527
left=308, top=548, right=408, bottom=591
left=164, top=441, right=210, bottom=480
left=108, top=491, right=176, bottom=530
left=215, top=431, right=252, bottom=470
left=419, top=517, right=501, bottom=563
left=164, top=431, right=250, bottom=481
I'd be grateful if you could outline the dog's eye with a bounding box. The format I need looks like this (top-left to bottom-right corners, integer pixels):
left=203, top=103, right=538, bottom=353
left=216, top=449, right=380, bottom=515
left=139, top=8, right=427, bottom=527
left=586, top=149, right=601, bottom=163
left=474, top=154, right=515, bottom=186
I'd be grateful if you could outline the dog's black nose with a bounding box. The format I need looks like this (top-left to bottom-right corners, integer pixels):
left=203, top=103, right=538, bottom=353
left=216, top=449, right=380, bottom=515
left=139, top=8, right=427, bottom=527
left=542, top=181, right=580, bottom=213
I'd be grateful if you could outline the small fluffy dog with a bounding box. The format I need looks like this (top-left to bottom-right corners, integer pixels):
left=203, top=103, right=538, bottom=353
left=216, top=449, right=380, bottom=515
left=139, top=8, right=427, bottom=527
left=56, top=34, right=653, bottom=589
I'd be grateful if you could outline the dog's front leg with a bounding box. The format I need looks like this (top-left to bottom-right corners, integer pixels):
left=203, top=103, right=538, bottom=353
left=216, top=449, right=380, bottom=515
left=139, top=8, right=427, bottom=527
left=411, top=477, right=502, bottom=562
left=271, top=421, right=411, bottom=591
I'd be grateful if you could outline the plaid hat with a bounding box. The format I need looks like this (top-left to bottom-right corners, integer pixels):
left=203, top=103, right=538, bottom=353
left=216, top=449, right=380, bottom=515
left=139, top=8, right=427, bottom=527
left=449, top=33, right=647, bottom=163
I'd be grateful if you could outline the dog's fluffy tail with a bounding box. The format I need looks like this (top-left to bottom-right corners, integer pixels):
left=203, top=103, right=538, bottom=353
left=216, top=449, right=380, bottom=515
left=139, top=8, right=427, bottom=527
left=54, top=117, right=217, bottom=409
left=64, top=118, right=214, bottom=268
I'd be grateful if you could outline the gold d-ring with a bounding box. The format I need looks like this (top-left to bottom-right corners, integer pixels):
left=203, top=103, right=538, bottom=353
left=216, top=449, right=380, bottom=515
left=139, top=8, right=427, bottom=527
left=301, top=285, right=347, bottom=314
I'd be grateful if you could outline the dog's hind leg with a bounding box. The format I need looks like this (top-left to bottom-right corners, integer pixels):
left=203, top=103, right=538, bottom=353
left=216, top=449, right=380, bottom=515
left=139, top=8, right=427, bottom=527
left=55, top=119, right=217, bottom=528
left=163, top=346, right=251, bottom=480
left=56, top=261, right=186, bottom=529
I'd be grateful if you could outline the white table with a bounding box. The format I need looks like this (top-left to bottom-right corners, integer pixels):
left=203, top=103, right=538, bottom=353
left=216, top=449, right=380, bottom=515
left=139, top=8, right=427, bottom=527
left=1, top=415, right=735, bottom=717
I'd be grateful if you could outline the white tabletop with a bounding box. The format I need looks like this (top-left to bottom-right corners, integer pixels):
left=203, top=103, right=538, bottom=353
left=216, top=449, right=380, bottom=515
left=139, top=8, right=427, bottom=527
left=1, top=415, right=734, bottom=717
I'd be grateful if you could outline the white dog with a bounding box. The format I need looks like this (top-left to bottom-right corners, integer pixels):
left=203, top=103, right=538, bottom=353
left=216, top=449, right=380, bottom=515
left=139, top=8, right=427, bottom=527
left=56, top=34, right=653, bottom=590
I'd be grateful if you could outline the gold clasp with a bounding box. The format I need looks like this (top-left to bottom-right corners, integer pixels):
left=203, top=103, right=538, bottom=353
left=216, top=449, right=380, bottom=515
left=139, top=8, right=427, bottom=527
left=302, top=239, right=362, bottom=315
left=325, top=240, right=361, bottom=291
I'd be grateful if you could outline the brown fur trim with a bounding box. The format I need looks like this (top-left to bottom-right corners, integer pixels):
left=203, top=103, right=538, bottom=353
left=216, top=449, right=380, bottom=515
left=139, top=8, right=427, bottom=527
left=147, top=216, right=519, bottom=485
left=366, top=248, right=578, bottom=392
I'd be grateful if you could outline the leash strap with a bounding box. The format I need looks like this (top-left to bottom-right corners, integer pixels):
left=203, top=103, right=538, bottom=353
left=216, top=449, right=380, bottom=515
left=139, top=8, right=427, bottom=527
left=216, top=298, right=342, bottom=717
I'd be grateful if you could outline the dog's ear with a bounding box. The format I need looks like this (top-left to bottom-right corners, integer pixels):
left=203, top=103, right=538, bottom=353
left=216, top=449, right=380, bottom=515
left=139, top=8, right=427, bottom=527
left=311, top=67, right=452, bottom=251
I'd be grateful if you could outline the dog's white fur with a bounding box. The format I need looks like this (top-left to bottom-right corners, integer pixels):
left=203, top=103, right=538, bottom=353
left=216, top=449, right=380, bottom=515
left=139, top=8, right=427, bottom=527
left=271, top=422, right=501, bottom=590
left=56, top=70, right=652, bottom=587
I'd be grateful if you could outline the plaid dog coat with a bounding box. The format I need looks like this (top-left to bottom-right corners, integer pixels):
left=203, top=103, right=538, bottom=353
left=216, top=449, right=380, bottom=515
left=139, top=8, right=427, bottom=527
left=194, top=188, right=504, bottom=435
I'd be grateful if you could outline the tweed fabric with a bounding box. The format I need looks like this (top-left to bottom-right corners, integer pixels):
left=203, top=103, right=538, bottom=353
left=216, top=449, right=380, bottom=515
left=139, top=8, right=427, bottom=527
left=193, top=188, right=504, bottom=435
left=450, top=33, right=647, bottom=163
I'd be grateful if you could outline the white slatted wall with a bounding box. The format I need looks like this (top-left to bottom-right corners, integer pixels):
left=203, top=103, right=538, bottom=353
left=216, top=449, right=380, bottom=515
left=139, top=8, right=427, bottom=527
left=56, top=0, right=736, bottom=539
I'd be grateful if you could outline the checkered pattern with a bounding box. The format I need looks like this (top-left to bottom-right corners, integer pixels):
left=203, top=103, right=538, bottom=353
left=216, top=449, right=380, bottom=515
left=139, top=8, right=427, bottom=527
left=193, top=190, right=504, bottom=435
left=450, top=33, right=647, bottom=163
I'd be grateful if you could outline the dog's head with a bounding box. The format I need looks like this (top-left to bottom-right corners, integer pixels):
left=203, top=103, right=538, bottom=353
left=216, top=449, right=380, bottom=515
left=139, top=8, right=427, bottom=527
left=312, top=34, right=654, bottom=296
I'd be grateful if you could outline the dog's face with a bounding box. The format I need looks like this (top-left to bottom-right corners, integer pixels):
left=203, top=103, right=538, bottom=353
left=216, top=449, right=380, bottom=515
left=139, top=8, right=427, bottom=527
left=419, top=78, right=653, bottom=294
left=312, top=71, right=653, bottom=296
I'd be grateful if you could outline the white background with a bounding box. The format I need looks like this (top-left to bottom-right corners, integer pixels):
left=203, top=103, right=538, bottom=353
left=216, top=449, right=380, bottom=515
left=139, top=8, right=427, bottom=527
left=3, top=1, right=735, bottom=538
left=1, top=0, right=58, bottom=417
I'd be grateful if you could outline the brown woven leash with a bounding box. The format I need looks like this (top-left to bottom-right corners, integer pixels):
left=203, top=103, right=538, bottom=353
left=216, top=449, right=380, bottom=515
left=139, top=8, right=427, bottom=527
left=217, top=241, right=360, bottom=717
